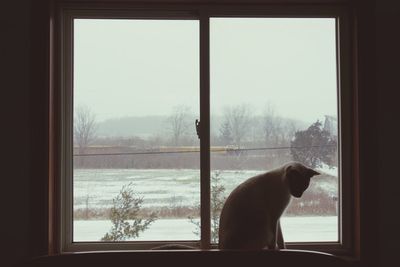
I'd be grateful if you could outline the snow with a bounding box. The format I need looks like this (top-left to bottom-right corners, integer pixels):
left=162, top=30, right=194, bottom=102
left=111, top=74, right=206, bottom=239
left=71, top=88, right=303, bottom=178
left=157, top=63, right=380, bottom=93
left=73, top=169, right=338, bottom=244
left=74, top=169, right=265, bottom=209
left=74, top=216, right=338, bottom=243
left=74, top=168, right=338, bottom=209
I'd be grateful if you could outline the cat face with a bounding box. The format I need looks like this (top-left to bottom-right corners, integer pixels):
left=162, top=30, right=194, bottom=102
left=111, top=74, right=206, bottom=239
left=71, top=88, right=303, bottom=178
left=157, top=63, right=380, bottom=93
left=286, top=163, right=320, bottom=198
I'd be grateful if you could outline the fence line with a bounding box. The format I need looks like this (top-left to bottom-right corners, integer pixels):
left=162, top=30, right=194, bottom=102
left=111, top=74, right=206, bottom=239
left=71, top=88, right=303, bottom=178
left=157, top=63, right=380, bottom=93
left=73, top=145, right=336, bottom=157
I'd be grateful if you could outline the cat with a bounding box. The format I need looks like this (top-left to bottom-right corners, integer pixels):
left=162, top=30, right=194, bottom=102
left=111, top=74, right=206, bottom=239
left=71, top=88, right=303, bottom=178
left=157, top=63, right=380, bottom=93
left=218, top=162, right=320, bottom=250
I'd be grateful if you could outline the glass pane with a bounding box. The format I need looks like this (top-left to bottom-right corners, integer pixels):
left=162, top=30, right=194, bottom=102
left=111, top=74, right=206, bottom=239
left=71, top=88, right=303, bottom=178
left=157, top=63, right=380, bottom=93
left=73, top=19, right=200, bottom=242
left=210, top=18, right=338, bottom=244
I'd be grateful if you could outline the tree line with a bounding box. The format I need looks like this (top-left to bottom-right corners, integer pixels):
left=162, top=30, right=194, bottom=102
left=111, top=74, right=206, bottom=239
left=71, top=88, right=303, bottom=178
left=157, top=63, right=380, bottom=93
left=74, top=104, right=337, bottom=169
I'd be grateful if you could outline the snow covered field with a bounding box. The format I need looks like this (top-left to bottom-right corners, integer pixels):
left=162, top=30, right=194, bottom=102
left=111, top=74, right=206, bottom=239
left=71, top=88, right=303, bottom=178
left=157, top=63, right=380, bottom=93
left=74, top=216, right=338, bottom=242
left=73, top=168, right=338, bottom=243
left=74, top=168, right=337, bottom=210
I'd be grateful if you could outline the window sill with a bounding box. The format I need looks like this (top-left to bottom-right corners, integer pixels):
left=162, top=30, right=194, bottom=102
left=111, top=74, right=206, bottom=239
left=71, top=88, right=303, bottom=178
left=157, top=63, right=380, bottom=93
left=19, top=249, right=357, bottom=267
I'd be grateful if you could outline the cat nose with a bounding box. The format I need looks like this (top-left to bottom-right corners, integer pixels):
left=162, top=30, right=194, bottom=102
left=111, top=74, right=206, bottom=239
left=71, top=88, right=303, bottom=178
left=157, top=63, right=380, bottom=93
left=293, top=191, right=303, bottom=198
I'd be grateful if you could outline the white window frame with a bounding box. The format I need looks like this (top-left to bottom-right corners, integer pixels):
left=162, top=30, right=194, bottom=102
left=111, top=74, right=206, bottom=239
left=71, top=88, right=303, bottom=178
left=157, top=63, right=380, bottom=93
left=57, top=2, right=355, bottom=255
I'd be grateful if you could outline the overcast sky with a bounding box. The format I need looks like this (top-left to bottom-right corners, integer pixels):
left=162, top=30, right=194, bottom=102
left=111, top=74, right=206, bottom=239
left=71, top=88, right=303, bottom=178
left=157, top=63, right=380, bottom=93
left=74, top=18, right=337, bottom=123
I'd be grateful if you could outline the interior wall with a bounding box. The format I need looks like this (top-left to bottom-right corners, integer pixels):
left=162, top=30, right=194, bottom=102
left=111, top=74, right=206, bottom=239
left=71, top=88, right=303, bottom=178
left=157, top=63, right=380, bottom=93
left=376, top=1, right=400, bottom=266
left=354, top=1, right=379, bottom=266
left=1, top=1, right=31, bottom=266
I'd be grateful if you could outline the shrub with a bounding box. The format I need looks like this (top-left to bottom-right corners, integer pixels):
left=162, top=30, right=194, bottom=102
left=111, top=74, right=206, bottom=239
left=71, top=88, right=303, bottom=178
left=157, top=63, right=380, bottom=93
left=101, top=182, right=157, bottom=241
left=189, top=170, right=226, bottom=243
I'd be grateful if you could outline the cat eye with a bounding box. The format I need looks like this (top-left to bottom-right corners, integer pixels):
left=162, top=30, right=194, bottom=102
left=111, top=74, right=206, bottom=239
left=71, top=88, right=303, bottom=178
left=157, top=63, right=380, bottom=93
left=56, top=2, right=354, bottom=255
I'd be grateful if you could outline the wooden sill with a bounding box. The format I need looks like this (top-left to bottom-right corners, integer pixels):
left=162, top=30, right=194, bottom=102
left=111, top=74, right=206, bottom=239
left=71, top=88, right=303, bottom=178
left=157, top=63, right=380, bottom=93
left=18, top=249, right=355, bottom=267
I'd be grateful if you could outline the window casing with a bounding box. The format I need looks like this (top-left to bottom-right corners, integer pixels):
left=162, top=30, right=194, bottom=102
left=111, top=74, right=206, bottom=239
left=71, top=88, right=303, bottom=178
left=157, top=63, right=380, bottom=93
left=57, top=2, right=355, bottom=254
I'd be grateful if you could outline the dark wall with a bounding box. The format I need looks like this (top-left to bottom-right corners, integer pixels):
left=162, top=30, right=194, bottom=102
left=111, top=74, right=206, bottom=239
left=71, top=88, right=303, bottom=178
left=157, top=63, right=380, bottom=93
left=1, top=1, right=31, bottom=266
left=376, top=0, right=400, bottom=266
left=1, top=0, right=399, bottom=266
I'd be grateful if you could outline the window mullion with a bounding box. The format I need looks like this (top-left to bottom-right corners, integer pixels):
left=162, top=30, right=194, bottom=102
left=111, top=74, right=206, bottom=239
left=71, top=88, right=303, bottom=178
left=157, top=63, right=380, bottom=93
left=199, top=11, right=211, bottom=249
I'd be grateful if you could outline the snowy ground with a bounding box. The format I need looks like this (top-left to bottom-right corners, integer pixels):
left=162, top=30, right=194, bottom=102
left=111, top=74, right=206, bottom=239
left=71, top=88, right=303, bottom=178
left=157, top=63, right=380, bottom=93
left=74, top=216, right=338, bottom=243
left=73, top=168, right=338, bottom=243
left=74, top=168, right=337, bottom=210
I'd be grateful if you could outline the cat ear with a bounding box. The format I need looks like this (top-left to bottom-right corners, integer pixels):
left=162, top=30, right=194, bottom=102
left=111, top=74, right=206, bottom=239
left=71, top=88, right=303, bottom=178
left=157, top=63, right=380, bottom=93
left=286, top=165, right=301, bottom=178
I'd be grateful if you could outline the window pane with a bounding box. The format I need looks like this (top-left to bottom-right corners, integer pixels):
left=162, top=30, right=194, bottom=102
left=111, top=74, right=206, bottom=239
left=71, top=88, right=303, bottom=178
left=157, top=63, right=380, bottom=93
left=73, top=19, right=200, bottom=242
left=210, top=18, right=338, bottom=244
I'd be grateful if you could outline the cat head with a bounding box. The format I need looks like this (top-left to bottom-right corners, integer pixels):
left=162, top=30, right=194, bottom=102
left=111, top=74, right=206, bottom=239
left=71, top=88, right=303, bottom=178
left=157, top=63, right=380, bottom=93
left=285, top=162, right=320, bottom=198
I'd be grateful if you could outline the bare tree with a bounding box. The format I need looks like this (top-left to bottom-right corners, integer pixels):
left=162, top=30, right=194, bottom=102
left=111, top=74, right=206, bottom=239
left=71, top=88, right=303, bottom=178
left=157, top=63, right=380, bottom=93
left=262, top=103, right=280, bottom=146
left=219, top=120, right=233, bottom=146
left=168, top=105, right=191, bottom=146
left=74, top=105, right=97, bottom=154
left=222, top=104, right=252, bottom=148
left=281, top=119, right=297, bottom=145
left=262, top=103, right=296, bottom=147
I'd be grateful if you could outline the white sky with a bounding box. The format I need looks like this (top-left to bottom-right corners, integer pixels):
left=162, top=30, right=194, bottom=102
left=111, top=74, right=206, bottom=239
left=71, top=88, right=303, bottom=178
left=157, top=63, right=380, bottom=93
left=74, top=18, right=337, bottom=123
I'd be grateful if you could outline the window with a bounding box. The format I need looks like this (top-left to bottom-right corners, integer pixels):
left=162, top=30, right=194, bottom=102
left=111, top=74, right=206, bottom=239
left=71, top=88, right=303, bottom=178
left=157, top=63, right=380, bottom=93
left=210, top=17, right=340, bottom=245
left=72, top=19, right=200, bottom=245
left=58, top=3, right=353, bottom=253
